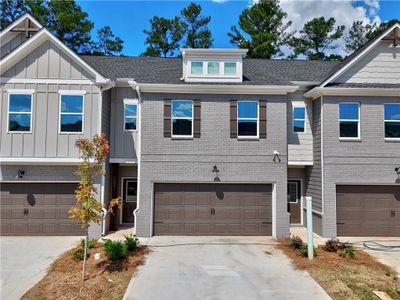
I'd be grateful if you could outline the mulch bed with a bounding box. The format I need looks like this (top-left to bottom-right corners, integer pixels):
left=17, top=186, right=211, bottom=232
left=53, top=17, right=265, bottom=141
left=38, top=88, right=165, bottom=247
left=277, top=238, right=400, bottom=300
left=22, top=241, right=150, bottom=300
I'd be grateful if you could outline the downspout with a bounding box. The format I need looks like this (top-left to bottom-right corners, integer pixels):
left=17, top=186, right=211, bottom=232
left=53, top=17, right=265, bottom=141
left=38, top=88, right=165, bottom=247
left=98, top=79, right=115, bottom=237
left=128, top=80, right=142, bottom=234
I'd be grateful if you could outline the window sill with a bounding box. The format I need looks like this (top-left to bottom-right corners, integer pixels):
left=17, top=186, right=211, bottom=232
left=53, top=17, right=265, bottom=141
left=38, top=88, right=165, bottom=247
left=7, top=131, right=32, bottom=134
left=237, top=137, right=259, bottom=141
left=339, top=138, right=361, bottom=142
left=384, top=138, right=400, bottom=142
left=59, top=132, right=84, bottom=135
left=171, top=136, right=194, bottom=140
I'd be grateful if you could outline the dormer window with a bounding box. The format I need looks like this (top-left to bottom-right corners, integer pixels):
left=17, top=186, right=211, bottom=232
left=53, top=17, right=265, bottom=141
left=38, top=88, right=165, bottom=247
left=182, top=48, right=248, bottom=83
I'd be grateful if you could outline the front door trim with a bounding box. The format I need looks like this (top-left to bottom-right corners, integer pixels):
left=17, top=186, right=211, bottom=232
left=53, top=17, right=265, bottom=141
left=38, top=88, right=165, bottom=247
left=120, top=177, right=137, bottom=225
left=288, top=179, right=303, bottom=225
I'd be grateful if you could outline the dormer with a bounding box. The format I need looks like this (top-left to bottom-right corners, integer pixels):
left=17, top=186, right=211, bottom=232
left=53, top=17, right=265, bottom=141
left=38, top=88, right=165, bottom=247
left=181, top=48, right=248, bottom=83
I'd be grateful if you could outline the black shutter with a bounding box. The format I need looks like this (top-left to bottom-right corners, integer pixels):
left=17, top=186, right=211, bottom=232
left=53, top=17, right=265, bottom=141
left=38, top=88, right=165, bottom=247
left=193, top=100, right=201, bottom=138
left=164, top=99, right=171, bottom=138
left=259, top=100, right=267, bottom=139
left=230, top=100, right=237, bottom=138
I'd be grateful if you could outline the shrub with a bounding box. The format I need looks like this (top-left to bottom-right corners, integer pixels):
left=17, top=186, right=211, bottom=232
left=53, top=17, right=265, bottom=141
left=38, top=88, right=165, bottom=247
left=289, top=235, right=304, bottom=250
left=103, top=239, right=128, bottom=261
left=73, top=248, right=86, bottom=260
left=324, top=239, right=341, bottom=252
left=298, top=245, right=317, bottom=257
left=338, top=246, right=356, bottom=259
left=124, top=234, right=139, bottom=251
left=81, top=239, right=96, bottom=250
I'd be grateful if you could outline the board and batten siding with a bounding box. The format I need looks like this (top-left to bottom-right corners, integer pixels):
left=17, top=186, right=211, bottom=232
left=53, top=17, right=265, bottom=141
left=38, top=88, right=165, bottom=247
left=287, top=91, right=313, bottom=163
left=335, top=41, right=400, bottom=84
left=1, top=40, right=94, bottom=80
left=306, top=98, right=323, bottom=214
left=109, top=87, right=138, bottom=160
left=0, top=83, right=100, bottom=158
left=0, top=33, right=28, bottom=59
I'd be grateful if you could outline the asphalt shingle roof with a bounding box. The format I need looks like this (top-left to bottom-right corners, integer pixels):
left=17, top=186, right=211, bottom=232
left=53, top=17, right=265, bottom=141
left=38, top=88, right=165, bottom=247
left=80, top=55, right=340, bottom=86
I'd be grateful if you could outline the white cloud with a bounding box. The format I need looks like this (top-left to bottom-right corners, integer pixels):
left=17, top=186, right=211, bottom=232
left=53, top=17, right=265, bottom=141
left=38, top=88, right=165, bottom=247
left=251, top=0, right=382, bottom=57
left=212, top=0, right=229, bottom=3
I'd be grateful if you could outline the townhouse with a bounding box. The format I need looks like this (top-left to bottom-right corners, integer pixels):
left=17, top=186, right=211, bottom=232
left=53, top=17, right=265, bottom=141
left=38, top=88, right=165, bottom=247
left=1, top=14, right=399, bottom=238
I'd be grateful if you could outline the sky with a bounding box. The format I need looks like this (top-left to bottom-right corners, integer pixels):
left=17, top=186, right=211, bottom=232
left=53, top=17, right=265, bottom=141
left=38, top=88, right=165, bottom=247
left=77, top=0, right=400, bottom=57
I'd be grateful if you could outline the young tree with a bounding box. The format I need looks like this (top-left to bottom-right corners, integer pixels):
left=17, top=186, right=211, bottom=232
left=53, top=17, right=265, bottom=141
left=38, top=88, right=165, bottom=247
left=287, top=17, right=345, bottom=60
left=69, top=134, right=111, bottom=281
left=92, top=26, right=124, bottom=56
left=227, top=0, right=291, bottom=59
left=344, top=21, right=372, bottom=53
left=142, top=16, right=185, bottom=57
left=181, top=2, right=212, bottom=48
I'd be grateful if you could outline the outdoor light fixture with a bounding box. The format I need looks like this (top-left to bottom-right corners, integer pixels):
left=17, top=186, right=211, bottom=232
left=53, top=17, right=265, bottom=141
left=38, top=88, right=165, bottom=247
left=212, top=165, right=219, bottom=176
left=15, top=169, right=25, bottom=179
left=396, top=166, right=400, bottom=176
left=273, top=150, right=281, bottom=163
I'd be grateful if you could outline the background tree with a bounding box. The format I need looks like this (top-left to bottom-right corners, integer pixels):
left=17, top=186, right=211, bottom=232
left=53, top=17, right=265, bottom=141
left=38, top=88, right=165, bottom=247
left=365, top=19, right=400, bottom=41
left=142, top=16, right=185, bottom=57
left=69, top=134, right=119, bottom=281
left=92, top=26, right=124, bottom=56
left=180, top=2, right=212, bottom=48
left=287, top=17, right=345, bottom=60
left=344, top=21, right=372, bottom=53
left=228, top=0, right=291, bottom=59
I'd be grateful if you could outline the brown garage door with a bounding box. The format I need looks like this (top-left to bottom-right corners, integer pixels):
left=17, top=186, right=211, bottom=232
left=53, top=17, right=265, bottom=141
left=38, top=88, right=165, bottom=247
left=1, top=183, right=85, bottom=236
left=154, top=183, right=272, bottom=236
left=336, top=185, right=400, bottom=237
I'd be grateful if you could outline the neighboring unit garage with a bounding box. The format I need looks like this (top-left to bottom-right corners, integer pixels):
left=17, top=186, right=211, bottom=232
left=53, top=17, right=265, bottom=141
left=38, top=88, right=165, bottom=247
left=336, top=185, right=400, bottom=237
left=153, top=183, right=272, bottom=236
left=0, top=183, right=84, bottom=236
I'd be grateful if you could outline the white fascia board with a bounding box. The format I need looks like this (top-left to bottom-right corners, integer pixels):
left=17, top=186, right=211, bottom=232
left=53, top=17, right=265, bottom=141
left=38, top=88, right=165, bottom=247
left=0, top=28, right=108, bottom=84
left=0, top=157, right=84, bottom=165
left=181, top=48, right=248, bottom=57
left=304, top=87, right=400, bottom=99
left=0, top=13, right=43, bottom=43
left=288, top=161, right=314, bottom=166
left=319, top=23, right=400, bottom=88
left=130, top=83, right=299, bottom=95
left=1, top=78, right=95, bottom=85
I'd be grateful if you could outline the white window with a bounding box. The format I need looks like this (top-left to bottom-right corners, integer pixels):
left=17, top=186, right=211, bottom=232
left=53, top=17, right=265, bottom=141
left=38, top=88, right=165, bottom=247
left=224, top=62, right=237, bottom=75
left=384, top=104, right=400, bottom=139
left=124, top=99, right=138, bottom=131
left=293, top=106, right=305, bottom=133
left=237, top=101, right=259, bottom=138
left=172, top=100, right=193, bottom=138
left=207, top=62, right=220, bottom=75
left=191, top=61, right=203, bottom=75
left=339, top=103, right=360, bottom=139
left=8, top=92, right=33, bottom=133
left=59, top=92, right=84, bottom=133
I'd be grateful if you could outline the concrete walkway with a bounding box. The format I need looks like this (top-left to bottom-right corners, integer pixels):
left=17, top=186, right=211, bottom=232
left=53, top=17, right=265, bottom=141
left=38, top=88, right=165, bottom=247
left=0, top=236, right=81, bottom=300
left=124, top=236, right=330, bottom=300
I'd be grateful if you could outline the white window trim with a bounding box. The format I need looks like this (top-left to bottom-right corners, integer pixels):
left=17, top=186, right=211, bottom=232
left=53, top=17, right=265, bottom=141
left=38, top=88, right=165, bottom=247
left=384, top=103, right=400, bottom=141
left=58, top=92, right=85, bottom=134
left=190, top=61, right=204, bottom=75
left=171, top=100, right=194, bottom=139
left=123, top=98, right=139, bottom=132
left=7, top=91, right=34, bottom=134
left=338, top=102, right=360, bottom=141
left=292, top=105, right=306, bottom=134
left=237, top=100, right=259, bottom=139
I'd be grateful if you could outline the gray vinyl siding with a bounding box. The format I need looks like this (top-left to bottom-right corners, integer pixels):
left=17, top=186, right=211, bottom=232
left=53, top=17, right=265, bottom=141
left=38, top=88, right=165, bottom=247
left=1, top=40, right=94, bottom=80
left=287, top=90, right=313, bottom=163
left=306, top=98, right=323, bottom=215
left=101, top=89, right=111, bottom=138
left=320, top=95, right=400, bottom=237
left=335, top=41, right=400, bottom=84
left=0, top=33, right=28, bottom=59
left=0, top=83, right=100, bottom=158
left=109, top=87, right=138, bottom=160
left=135, top=93, right=289, bottom=238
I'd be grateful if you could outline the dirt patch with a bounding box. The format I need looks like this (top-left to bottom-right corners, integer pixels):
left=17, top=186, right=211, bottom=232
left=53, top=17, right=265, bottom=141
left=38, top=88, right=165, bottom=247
left=22, top=241, right=150, bottom=300
left=277, top=238, right=400, bottom=300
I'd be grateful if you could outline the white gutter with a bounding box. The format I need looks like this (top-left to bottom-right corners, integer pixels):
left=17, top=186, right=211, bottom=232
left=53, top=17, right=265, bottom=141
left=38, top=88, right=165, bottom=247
left=304, top=87, right=400, bottom=99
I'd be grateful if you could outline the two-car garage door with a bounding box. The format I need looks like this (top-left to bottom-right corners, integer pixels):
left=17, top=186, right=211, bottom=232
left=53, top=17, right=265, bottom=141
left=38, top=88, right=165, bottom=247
left=1, top=183, right=85, bottom=236
left=336, top=185, right=400, bottom=237
left=153, top=183, right=272, bottom=236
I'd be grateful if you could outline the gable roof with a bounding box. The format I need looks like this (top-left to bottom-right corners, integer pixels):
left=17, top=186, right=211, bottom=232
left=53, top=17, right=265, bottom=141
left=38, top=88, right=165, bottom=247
left=81, top=55, right=339, bottom=86
left=318, top=22, right=400, bottom=88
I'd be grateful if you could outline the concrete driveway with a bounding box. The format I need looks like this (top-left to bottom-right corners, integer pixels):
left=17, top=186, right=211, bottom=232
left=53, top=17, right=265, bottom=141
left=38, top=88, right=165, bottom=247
left=0, top=236, right=81, bottom=300
left=124, top=236, right=330, bottom=300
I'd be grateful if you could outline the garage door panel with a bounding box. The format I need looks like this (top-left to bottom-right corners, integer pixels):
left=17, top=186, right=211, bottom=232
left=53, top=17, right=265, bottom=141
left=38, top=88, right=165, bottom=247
left=0, top=183, right=84, bottom=236
left=337, top=185, right=399, bottom=237
left=153, top=183, right=272, bottom=236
